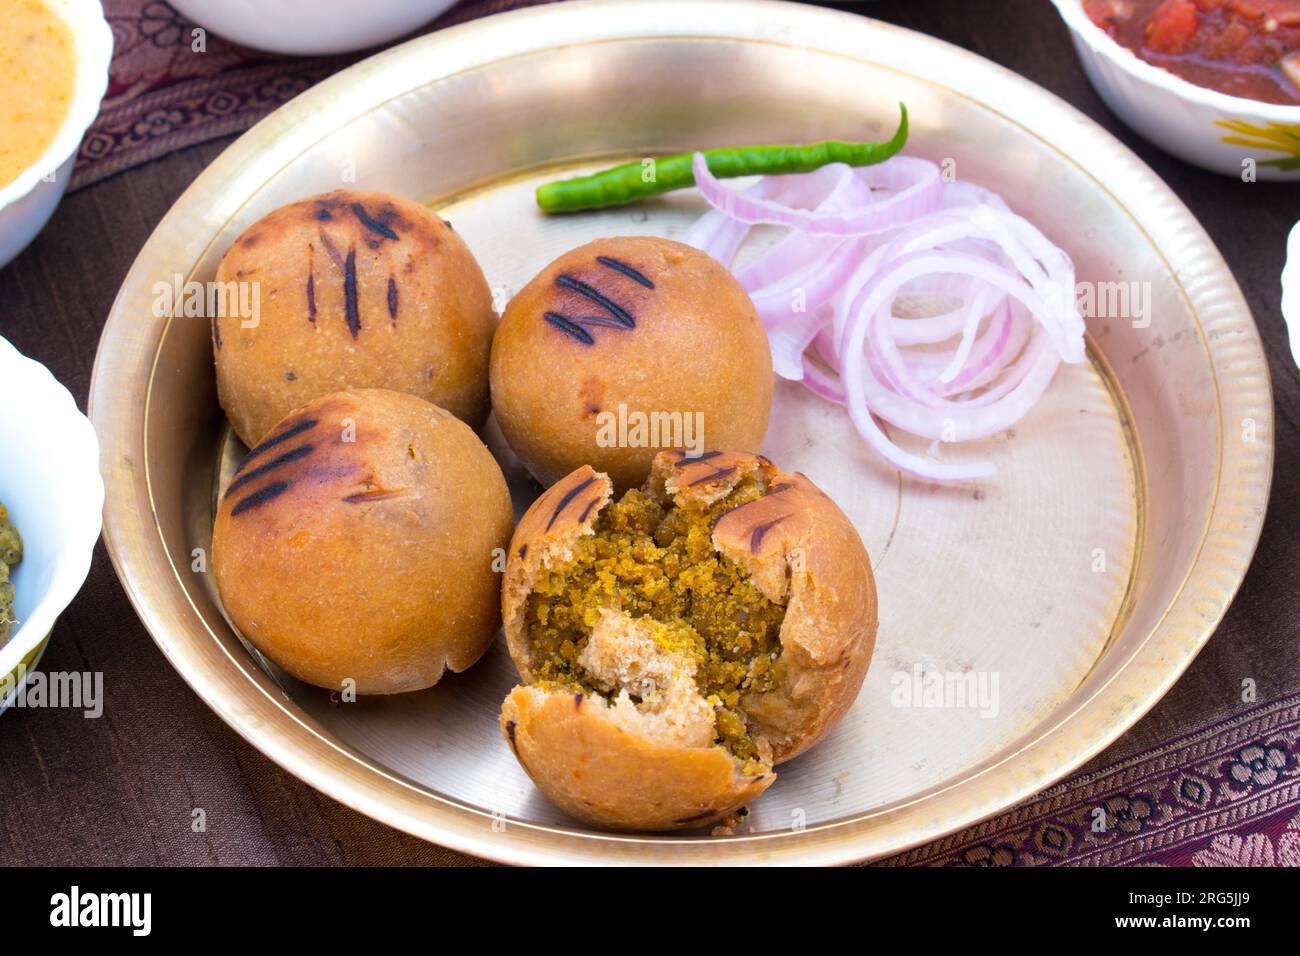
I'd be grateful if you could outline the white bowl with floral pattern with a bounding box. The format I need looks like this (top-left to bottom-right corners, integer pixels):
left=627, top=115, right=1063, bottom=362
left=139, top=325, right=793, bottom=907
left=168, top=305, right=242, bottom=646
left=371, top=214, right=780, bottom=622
left=1052, top=0, right=1300, bottom=179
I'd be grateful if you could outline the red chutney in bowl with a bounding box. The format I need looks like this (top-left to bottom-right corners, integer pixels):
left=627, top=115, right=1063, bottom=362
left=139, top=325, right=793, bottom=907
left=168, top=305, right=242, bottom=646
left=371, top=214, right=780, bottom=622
left=1084, top=0, right=1300, bottom=104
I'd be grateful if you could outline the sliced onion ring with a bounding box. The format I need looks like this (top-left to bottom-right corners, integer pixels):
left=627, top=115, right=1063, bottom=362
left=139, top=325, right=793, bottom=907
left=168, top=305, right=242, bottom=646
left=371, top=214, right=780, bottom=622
left=683, top=154, right=1086, bottom=481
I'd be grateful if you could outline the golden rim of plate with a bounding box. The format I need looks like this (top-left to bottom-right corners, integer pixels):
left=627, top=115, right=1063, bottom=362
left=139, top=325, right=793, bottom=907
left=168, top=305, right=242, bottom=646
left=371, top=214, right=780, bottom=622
left=89, top=0, right=1274, bottom=864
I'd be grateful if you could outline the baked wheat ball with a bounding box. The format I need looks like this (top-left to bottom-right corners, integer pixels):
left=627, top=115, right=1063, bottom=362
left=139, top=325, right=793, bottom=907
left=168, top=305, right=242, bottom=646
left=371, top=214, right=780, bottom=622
left=490, top=236, right=773, bottom=490
left=499, top=450, right=878, bottom=831
left=211, top=388, right=513, bottom=695
left=213, top=189, right=496, bottom=447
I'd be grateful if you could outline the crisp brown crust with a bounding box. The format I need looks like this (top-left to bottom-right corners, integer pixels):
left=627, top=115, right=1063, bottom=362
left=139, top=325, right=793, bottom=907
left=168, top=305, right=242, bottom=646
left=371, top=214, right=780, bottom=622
left=214, top=189, right=496, bottom=447
left=498, top=448, right=877, bottom=830
left=501, top=685, right=772, bottom=832
left=212, top=388, right=514, bottom=694
left=655, top=448, right=774, bottom=507
left=690, top=455, right=878, bottom=762
left=501, top=464, right=613, bottom=679
left=489, top=236, right=773, bottom=491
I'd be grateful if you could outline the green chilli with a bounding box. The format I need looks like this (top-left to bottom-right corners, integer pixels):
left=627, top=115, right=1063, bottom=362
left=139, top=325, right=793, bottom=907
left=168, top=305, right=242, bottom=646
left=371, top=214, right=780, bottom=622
left=536, top=103, right=909, bottom=213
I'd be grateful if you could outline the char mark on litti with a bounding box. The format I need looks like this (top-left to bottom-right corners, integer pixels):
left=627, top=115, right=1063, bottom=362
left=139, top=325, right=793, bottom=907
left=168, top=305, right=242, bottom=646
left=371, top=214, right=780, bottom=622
left=224, top=417, right=322, bottom=515
left=350, top=202, right=399, bottom=241
left=343, top=248, right=360, bottom=337
left=223, top=443, right=314, bottom=500
left=542, top=311, right=596, bottom=345
left=306, top=269, right=317, bottom=324
left=229, top=480, right=291, bottom=517
left=553, top=274, right=636, bottom=328
left=546, top=474, right=600, bottom=530
left=537, top=257, right=653, bottom=346
left=672, top=449, right=722, bottom=466
left=596, top=255, right=655, bottom=288
left=241, top=418, right=319, bottom=463
left=746, top=514, right=789, bottom=553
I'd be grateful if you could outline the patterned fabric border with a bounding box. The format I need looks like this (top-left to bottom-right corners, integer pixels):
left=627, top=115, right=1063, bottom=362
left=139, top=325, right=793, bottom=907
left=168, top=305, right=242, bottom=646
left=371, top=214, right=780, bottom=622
left=876, top=693, right=1300, bottom=866
left=72, top=0, right=559, bottom=191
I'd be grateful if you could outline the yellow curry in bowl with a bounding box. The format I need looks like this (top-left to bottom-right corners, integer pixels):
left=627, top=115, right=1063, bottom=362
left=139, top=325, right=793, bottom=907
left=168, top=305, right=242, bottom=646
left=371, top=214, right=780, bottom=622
left=0, top=0, right=76, bottom=190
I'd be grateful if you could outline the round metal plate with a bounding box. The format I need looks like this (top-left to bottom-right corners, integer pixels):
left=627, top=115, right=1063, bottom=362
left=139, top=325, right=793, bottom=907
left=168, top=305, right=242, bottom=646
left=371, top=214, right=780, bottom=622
left=90, top=0, right=1273, bottom=864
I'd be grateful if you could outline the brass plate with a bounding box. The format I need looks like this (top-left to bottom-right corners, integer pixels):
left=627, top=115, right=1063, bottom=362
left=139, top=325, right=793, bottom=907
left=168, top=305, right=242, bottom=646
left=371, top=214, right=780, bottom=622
left=89, top=0, right=1273, bottom=864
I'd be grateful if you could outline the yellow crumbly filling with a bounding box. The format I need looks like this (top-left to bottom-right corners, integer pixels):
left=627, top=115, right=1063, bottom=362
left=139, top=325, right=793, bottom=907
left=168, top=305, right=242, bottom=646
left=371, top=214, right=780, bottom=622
left=526, top=476, right=786, bottom=762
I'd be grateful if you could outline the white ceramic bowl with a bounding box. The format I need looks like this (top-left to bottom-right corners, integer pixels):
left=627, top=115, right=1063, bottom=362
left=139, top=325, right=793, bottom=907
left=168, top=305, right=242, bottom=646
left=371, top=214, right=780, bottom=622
left=1051, top=0, right=1300, bottom=179
left=168, top=0, right=459, bottom=55
left=0, top=0, right=113, bottom=269
left=0, top=337, right=104, bottom=712
left=1284, top=221, right=1300, bottom=369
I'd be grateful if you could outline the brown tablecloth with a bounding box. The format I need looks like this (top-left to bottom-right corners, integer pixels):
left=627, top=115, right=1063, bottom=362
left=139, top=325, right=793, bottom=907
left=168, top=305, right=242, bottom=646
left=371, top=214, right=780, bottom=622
left=0, top=0, right=1296, bottom=866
